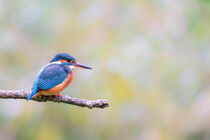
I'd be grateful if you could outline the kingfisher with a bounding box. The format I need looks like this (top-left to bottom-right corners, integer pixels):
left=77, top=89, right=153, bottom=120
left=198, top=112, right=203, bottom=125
left=27, top=53, right=92, bottom=101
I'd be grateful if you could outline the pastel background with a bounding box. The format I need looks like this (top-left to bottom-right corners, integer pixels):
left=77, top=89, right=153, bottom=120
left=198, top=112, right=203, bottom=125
left=0, top=0, right=209, bottom=140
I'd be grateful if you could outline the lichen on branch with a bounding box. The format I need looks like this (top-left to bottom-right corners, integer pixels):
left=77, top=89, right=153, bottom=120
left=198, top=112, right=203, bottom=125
left=0, top=90, right=109, bottom=109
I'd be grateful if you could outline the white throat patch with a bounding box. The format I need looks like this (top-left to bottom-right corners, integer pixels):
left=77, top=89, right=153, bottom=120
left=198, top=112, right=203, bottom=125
left=69, top=65, right=76, bottom=69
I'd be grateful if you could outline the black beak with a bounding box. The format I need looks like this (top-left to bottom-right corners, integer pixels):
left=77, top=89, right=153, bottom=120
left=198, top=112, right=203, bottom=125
left=74, top=63, right=92, bottom=69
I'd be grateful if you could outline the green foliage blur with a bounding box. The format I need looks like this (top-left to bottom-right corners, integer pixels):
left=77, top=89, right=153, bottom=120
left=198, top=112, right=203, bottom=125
left=0, top=0, right=209, bottom=140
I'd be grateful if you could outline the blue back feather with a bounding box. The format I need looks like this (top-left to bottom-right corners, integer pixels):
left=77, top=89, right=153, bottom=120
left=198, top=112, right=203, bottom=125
left=27, top=63, right=70, bottom=101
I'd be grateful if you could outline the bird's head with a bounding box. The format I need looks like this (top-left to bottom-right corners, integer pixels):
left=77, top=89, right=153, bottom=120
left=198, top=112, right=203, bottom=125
left=50, top=53, right=92, bottom=69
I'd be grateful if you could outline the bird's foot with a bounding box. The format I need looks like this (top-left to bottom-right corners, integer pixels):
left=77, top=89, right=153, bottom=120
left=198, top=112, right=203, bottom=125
left=55, top=94, right=62, bottom=98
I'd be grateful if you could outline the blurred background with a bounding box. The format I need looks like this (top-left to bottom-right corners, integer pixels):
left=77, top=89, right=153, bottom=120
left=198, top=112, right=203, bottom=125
left=0, top=0, right=209, bottom=140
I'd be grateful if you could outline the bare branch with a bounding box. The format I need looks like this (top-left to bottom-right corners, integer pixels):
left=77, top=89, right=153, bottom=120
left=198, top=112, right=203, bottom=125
left=0, top=90, right=109, bottom=109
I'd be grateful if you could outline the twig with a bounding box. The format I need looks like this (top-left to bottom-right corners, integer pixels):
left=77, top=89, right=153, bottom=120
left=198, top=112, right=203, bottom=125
left=0, top=90, right=109, bottom=109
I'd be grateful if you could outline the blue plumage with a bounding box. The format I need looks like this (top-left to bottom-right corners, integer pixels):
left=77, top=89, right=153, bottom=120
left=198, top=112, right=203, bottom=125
left=27, top=53, right=92, bottom=101
left=27, top=64, right=70, bottom=101
left=50, top=53, right=76, bottom=63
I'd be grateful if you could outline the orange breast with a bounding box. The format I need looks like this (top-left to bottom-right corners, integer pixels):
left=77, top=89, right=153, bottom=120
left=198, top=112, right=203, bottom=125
left=36, top=70, right=74, bottom=96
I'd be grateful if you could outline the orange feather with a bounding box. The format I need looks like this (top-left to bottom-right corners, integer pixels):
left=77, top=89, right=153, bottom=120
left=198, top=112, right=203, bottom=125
left=33, top=70, right=74, bottom=97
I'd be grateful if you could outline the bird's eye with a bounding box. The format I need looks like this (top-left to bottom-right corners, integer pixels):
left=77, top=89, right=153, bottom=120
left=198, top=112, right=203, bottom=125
left=70, top=60, right=75, bottom=63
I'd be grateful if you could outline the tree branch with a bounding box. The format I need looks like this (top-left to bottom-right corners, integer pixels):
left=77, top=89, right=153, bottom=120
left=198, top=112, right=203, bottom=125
left=0, top=90, right=109, bottom=109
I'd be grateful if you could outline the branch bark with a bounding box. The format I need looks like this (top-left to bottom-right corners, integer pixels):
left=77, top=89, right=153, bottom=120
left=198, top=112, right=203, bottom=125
left=0, top=90, right=109, bottom=109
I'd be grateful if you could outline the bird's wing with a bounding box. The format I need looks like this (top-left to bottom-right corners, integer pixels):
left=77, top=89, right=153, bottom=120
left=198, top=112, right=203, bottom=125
left=27, top=64, right=68, bottom=101
left=37, top=64, right=68, bottom=90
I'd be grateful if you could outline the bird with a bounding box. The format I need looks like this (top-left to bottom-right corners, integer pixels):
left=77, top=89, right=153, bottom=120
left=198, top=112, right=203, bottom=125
left=27, top=53, right=92, bottom=101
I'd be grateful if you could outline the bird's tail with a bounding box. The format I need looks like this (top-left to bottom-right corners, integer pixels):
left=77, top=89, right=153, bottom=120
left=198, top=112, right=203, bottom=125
left=27, top=79, right=39, bottom=101
left=26, top=90, right=36, bottom=101
left=27, top=86, right=38, bottom=101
